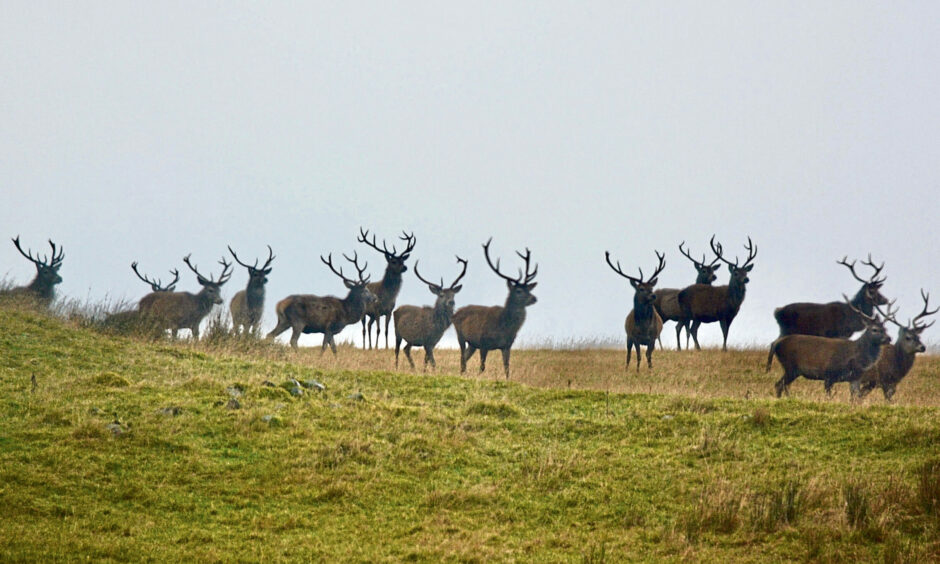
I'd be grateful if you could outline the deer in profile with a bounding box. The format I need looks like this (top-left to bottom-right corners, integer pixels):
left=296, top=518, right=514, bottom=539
left=768, top=298, right=894, bottom=397
left=1, top=236, right=64, bottom=306
left=606, top=249, right=667, bottom=370
left=102, top=262, right=181, bottom=334
left=654, top=240, right=721, bottom=350
left=851, top=289, right=937, bottom=401
left=393, top=256, right=468, bottom=371
left=452, top=239, right=538, bottom=379
left=227, top=245, right=275, bottom=336
left=358, top=227, right=416, bottom=349
left=678, top=236, right=756, bottom=351
left=267, top=252, right=375, bottom=353
left=773, top=255, right=888, bottom=338
left=137, top=254, right=233, bottom=338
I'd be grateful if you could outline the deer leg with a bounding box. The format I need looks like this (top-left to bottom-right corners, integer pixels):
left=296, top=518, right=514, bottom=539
left=823, top=378, right=835, bottom=398
left=719, top=319, right=731, bottom=351
left=374, top=316, right=382, bottom=350
left=457, top=337, right=468, bottom=373
left=479, top=349, right=489, bottom=373
left=625, top=337, right=633, bottom=369
left=501, top=348, right=511, bottom=379
left=404, top=344, right=415, bottom=370
left=361, top=318, right=367, bottom=349
left=849, top=380, right=861, bottom=400
left=289, top=325, right=303, bottom=349
left=646, top=341, right=655, bottom=370
left=883, top=384, right=896, bottom=402
left=690, top=321, right=702, bottom=351
left=384, top=315, right=391, bottom=349
left=675, top=322, right=683, bottom=351
left=634, top=341, right=642, bottom=372
left=425, top=346, right=435, bottom=371
left=394, top=335, right=402, bottom=368
left=775, top=369, right=795, bottom=398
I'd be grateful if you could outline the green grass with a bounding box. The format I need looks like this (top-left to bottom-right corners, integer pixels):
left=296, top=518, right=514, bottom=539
left=1, top=305, right=939, bottom=561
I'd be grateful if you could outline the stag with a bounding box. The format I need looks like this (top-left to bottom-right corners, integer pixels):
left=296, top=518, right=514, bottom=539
left=678, top=236, right=756, bottom=351
left=654, top=240, right=721, bottom=350
left=131, top=261, right=180, bottom=292
left=137, top=254, right=232, bottom=338
left=357, top=228, right=416, bottom=349
left=1, top=236, right=64, bottom=306
left=228, top=245, right=275, bottom=336
left=267, top=252, right=375, bottom=352
left=606, top=249, right=667, bottom=370
left=393, top=256, right=468, bottom=370
left=452, top=239, right=538, bottom=379
left=773, top=255, right=888, bottom=338
left=851, top=290, right=937, bottom=401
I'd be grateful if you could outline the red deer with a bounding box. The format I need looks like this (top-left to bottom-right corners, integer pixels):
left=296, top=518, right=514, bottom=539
left=773, top=255, right=888, bottom=338
left=137, top=254, right=233, bottom=338
left=767, top=299, right=894, bottom=397
left=393, top=256, right=468, bottom=370
left=357, top=228, right=416, bottom=349
left=654, top=240, right=721, bottom=350
left=228, top=245, right=275, bottom=336
left=606, top=249, right=667, bottom=370
left=101, top=263, right=179, bottom=333
left=678, top=236, right=757, bottom=351
left=1, top=236, right=64, bottom=306
left=131, top=261, right=180, bottom=292
left=851, top=290, right=937, bottom=401
left=267, top=252, right=376, bottom=353
left=452, top=239, right=538, bottom=379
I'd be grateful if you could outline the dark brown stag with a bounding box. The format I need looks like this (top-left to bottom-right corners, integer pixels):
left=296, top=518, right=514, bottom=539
left=773, top=255, right=888, bottom=338
left=358, top=228, right=416, bottom=349
left=606, top=249, right=667, bottom=370
left=452, top=239, right=538, bottom=379
left=678, top=236, right=756, bottom=351
left=228, top=245, right=275, bottom=336
left=1, top=236, right=64, bottom=306
left=267, top=252, right=375, bottom=352
left=393, top=256, right=468, bottom=370
left=654, top=240, right=721, bottom=350
left=138, top=254, right=233, bottom=338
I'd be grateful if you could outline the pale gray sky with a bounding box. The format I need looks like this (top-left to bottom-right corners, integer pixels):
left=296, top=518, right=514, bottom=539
left=2, top=2, right=938, bottom=348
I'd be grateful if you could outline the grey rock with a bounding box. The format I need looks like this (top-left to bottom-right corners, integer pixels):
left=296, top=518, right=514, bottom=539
left=303, top=380, right=326, bottom=391
left=226, top=398, right=241, bottom=410
left=290, top=386, right=304, bottom=397
left=226, top=386, right=243, bottom=399
left=261, top=380, right=276, bottom=387
left=661, top=415, right=675, bottom=421
left=158, top=406, right=182, bottom=416
left=348, top=392, right=365, bottom=401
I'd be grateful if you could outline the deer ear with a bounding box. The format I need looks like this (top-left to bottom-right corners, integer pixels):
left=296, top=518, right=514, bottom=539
left=649, top=277, right=659, bottom=287
left=344, top=280, right=356, bottom=289
left=728, top=264, right=735, bottom=274
left=452, top=284, right=463, bottom=293
left=430, top=286, right=442, bottom=296
left=506, top=280, right=515, bottom=290
left=745, top=264, right=754, bottom=272
left=526, top=282, right=537, bottom=290
left=629, top=279, right=639, bottom=289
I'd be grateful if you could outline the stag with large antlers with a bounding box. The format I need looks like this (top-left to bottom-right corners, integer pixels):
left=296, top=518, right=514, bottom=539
left=393, top=256, right=468, bottom=370
left=654, top=240, right=721, bottom=350
left=452, top=239, right=538, bottom=379
left=773, top=255, right=889, bottom=338
left=228, top=245, right=275, bottom=336
left=677, top=236, right=757, bottom=351
left=357, top=227, right=416, bottom=349
left=137, top=254, right=233, bottom=338
left=606, top=249, right=667, bottom=370
left=267, top=252, right=375, bottom=352
left=1, top=236, right=64, bottom=306
left=131, top=261, right=180, bottom=292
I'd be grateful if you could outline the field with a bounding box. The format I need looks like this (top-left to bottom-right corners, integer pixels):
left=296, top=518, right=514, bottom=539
left=2, top=305, right=940, bottom=562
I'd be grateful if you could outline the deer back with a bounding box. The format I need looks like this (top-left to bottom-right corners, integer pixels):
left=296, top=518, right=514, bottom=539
left=774, top=301, right=862, bottom=338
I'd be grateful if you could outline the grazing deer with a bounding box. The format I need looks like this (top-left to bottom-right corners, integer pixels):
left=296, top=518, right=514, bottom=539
left=452, top=239, right=538, bottom=379
left=131, top=261, right=180, bottom=292
left=358, top=227, right=416, bottom=349
left=606, top=250, right=667, bottom=370
left=227, top=245, right=275, bottom=336
left=767, top=299, right=894, bottom=398
left=137, top=254, right=233, bottom=338
left=678, top=236, right=757, bottom=351
left=1, top=236, right=64, bottom=306
left=773, top=255, right=888, bottom=338
left=851, top=290, right=937, bottom=401
left=267, top=252, right=375, bottom=352
left=654, top=240, right=721, bottom=350
left=393, top=256, right=468, bottom=370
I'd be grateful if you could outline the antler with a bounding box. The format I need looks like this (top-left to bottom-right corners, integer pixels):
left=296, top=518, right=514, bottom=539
left=846, top=293, right=896, bottom=325
left=484, top=238, right=537, bottom=286
left=228, top=245, right=275, bottom=273
left=183, top=254, right=233, bottom=285
left=838, top=255, right=884, bottom=285
left=449, top=255, right=469, bottom=289
left=131, top=262, right=179, bottom=292
left=605, top=250, right=665, bottom=285
left=321, top=252, right=370, bottom=286
left=398, top=231, right=417, bottom=259
left=359, top=227, right=416, bottom=260
left=861, top=254, right=886, bottom=285
left=678, top=241, right=717, bottom=268
left=912, top=289, right=938, bottom=332
left=414, top=255, right=468, bottom=292
left=12, top=236, right=64, bottom=269
left=714, top=236, right=756, bottom=268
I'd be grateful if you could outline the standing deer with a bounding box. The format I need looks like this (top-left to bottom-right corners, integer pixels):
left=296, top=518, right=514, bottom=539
left=773, top=255, right=888, bottom=338
left=228, top=245, right=275, bottom=336
left=678, top=236, right=757, bottom=351
left=654, top=240, right=721, bottom=350
left=452, top=239, right=538, bottom=379
left=103, top=262, right=180, bottom=334
left=606, top=249, right=667, bottom=370
left=851, top=290, right=937, bottom=401
left=1, top=236, right=64, bottom=306
left=357, top=227, right=416, bottom=349
left=267, top=252, right=375, bottom=353
left=393, top=256, right=468, bottom=370
left=137, top=254, right=233, bottom=338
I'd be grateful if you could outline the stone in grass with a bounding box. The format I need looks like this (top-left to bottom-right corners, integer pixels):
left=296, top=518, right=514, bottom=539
left=661, top=414, right=675, bottom=421
left=261, top=380, right=277, bottom=387
left=348, top=392, right=365, bottom=402
left=226, top=385, right=244, bottom=399
left=279, top=379, right=305, bottom=397
left=226, top=398, right=241, bottom=410
left=261, top=414, right=283, bottom=427
left=303, top=380, right=326, bottom=392
left=158, top=406, right=182, bottom=416
left=106, top=420, right=129, bottom=436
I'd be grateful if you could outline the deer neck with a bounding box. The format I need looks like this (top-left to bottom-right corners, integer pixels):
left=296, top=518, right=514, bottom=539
left=381, top=268, right=403, bottom=295
left=195, top=289, right=218, bottom=314
left=342, top=291, right=369, bottom=324
left=27, top=278, right=55, bottom=301
left=728, top=276, right=747, bottom=306
left=633, top=295, right=655, bottom=323
left=246, top=280, right=265, bottom=309
left=856, top=330, right=885, bottom=368
left=500, top=294, right=528, bottom=329
left=849, top=287, right=873, bottom=315
left=432, top=302, right=455, bottom=331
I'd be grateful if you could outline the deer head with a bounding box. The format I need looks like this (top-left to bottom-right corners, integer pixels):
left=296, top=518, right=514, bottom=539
left=358, top=227, right=416, bottom=276
left=12, top=236, right=64, bottom=293
left=321, top=251, right=376, bottom=303
left=131, top=262, right=179, bottom=292
left=679, top=241, right=720, bottom=284
left=483, top=238, right=538, bottom=307
left=885, top=289, right=937, bottom=354
left=838, top=254, right=889, bottom=309
left=711, top=235, right=756, bottom=287
left=845, top=294, right=894, bottom=346
left=183, top=254, right=233, bottom=305
left=605, top=249, right=666, bottom=308
left=228, top=245, right=275, bottom=288
left=414, top=256, right=468, bottom=313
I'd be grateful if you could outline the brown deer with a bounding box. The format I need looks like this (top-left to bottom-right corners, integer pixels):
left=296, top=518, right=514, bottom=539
left=267, top=252, right=375, bottom=352
left=773, top=255, right=888, bottom=338
left=393, top=256, right=468, bottom=370
left=767, top=298, right=894, bottom=397
left=227, top=245, right=275, bottom=336
left=678, top=236, right=757, bottom=351
left=851, top=290, right=937, bottom=401
left=137, top=254, right=233, bottom=338
left=654, top=240, right=721, bottom=350
left=452, top=239, right=538, bottom=379
left=131, top=261, right=180, bottom=292
left=1, top=236, right=64, bottom=306
left=357, top=227, right=416, bottom=349
left=606, top=249, right=667, bottom=370
left=102, top=263, right=178, bottom=332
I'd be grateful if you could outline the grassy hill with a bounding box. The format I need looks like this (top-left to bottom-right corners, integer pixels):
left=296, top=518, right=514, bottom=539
left=1, top=306, right=939, bottom=562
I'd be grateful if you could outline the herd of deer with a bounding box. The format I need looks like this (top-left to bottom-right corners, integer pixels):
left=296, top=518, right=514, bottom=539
left=2, top=232, right=935, bottom=401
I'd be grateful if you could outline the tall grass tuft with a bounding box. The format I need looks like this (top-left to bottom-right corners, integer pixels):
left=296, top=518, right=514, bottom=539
left=915, top=457, right=940, bottom=518
left=843, top=478, right=872, bottom=529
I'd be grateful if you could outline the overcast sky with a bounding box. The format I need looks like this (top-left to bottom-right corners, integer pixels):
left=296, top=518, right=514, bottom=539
left=2, top=2, right=938, bottom=349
